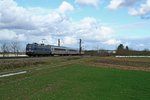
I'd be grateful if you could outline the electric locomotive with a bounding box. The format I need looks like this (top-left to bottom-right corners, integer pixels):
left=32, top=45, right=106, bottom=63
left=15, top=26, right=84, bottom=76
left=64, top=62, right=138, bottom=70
left=26, top=43, right=79, bottom=56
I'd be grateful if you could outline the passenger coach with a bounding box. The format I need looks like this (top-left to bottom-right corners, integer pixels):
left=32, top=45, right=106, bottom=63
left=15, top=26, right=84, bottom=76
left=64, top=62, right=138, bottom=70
left=26, top=43, right=79, bottom=56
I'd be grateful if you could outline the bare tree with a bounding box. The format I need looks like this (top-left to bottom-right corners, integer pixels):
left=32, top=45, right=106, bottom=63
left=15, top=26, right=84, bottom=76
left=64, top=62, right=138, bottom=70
left=11, top=41, right=20, bottom=56
left=11, top=41, right=17, bottom=56
left=1, top=42, right=10, bottom=57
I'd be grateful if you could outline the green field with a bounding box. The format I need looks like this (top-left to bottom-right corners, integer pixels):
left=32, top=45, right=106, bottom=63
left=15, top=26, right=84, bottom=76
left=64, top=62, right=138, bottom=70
left=0, top=56, right=150, bottom=100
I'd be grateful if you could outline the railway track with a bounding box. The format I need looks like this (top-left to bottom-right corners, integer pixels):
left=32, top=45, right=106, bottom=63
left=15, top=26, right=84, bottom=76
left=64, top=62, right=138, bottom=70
left=0, top=56, right=29, bottom=59
left=0, top=55, right=81, bottom=59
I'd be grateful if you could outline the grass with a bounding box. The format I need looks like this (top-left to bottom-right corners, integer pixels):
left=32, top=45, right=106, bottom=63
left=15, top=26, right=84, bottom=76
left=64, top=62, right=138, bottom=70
left=92, top=57, right=150, bottom=67
left=88, top=56, right=150, bottom=71
left=0, top=56, right=82, bottom=72
left=0, top=56, right=150, bottom=100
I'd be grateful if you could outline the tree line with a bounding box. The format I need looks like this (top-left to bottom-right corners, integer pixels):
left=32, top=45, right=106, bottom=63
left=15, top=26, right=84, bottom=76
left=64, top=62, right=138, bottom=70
left=84, top=44, right=150, bottom=56
left=116, top=44, right=150, bottom=56
left=0, top=41, right=23, bottom=57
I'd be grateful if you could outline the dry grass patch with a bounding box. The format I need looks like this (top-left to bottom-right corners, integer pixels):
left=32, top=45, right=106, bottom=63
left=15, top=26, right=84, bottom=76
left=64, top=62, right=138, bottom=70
left=84, top=56, right=150, bottom=72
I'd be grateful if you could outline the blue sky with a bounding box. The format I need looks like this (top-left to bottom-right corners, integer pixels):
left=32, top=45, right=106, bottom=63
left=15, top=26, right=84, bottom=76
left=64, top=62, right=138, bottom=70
left=0, top=0, right=150, bottom=50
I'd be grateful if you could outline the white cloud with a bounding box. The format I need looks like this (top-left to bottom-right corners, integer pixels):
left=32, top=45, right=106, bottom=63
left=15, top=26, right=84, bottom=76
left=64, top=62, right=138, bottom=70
left=74, top=17, right=115, bottom=42
left=139, top=43, right=145, bottom=47
left=0, top=0, right=34, bottom=30
left=0, top=30, right=17, bottom=40
left=58, top=1, right=74, bottom=14
left=100, top=26, right=115, bottom=37
left=0, top=0, right=118, bottom=49
left=129, top=0, right=150, bottom=17
left=79, top=17, right=97, bottom=29
left=63, top=36, right=78, bottom=45
left=108, top=0, right=150, bottom=18
left=103, top=39, right=121, bottom=45
left=0, top=29, right=26, bottom=41
left=108, top=0, right=124, bottom=10
left=75, top=0, right=100, bottom=7
left=108, top=0, right=138, bottom=10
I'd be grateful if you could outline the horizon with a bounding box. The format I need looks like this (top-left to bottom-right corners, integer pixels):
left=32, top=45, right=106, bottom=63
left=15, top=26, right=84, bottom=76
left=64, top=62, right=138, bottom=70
left=0, top=0, right=150, bottom=50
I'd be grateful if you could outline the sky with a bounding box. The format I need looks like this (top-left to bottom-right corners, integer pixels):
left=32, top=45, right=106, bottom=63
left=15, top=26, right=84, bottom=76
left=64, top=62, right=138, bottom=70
left=0, top=0, right=150, bottom=50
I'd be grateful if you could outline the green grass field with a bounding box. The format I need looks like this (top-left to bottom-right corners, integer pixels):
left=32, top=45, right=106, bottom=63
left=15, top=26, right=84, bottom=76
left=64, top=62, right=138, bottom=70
left=0, top=56, right=150, bottom=100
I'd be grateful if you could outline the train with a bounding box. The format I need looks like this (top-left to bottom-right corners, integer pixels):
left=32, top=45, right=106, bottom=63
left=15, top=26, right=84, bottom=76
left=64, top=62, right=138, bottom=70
left=26, top=43, right=80, bottom=56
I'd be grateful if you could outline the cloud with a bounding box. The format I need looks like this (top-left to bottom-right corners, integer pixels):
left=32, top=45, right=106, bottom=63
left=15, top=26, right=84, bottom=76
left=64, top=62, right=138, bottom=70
left=139, top=43, right=145, bottom=47
left=58, top=1, right=74, bottom=14
left=75, top=0, right=100, bottom=7
left=75, top=17, right=115, bottom=42
left=100, top=26, right=115, bottom=37
left=0, top=29, right=26, bottom=41
left=108, top=0, right=138, bottom=10
left=0, top=29, right=17, bottom=40
left=0, top=0, right=119, bottom=49
left=103, top=39, right=121, bottom=45
left=129, top=0, right=150, bottom=18
left=108, top=0, right=124, bottom=10
left=0, top=0, right=35, bottom=30
left=108, top=0, right=150, bottom=19
left=78, top=17, right=97, bottom=29
left=63, top=36, right=78, bottom=45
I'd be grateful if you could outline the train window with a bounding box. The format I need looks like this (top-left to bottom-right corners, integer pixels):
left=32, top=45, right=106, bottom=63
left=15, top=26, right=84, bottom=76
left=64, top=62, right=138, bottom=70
left=54, top=48, right=66, bottom=51
left=68, top=49, right=77, bottom=52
